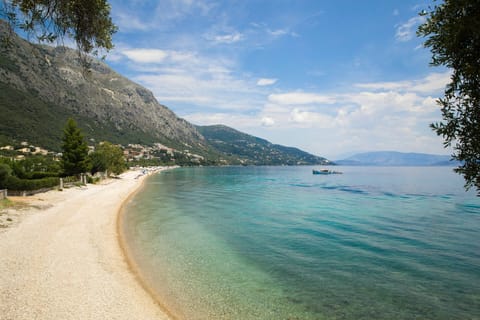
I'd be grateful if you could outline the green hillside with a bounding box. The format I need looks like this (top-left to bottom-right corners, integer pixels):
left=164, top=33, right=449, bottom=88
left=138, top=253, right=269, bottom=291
left=197, top=125, right=330, bottom=165
left=0, top=82, right=160, bottom=151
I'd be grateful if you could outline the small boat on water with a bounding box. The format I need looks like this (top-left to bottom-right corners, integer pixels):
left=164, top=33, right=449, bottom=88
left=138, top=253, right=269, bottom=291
left=312, top=169, right=342, bottom=175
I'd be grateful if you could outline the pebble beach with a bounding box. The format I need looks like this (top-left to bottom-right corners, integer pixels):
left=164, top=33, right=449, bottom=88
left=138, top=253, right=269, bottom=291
left=0, top=169, right=172, bottom=320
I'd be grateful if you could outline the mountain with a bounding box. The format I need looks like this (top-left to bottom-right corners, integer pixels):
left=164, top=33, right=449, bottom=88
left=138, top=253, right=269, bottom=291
left=0, top=21, right=332, bottom=165
left=0, top=20, right=212, bottom=156
left=197, top=125, right=330, bottom=165
left=335, top=151, right=456, bottom=166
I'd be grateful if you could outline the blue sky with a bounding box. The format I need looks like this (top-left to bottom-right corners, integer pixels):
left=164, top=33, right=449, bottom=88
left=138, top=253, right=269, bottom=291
left=105, top=0, right=449, bottom=159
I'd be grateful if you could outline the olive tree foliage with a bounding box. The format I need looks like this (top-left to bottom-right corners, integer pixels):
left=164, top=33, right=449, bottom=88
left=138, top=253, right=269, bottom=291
left=0, top=0, right=117, bottom=62
left=418, top=0, right=480, bottom=193
left=89, top=141, right=126, bottom=176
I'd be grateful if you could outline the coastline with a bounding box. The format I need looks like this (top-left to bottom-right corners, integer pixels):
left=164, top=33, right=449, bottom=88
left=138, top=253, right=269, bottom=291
left=117, top=167, right=180, bottom=320
left=0, top=168, right=174, bottom=320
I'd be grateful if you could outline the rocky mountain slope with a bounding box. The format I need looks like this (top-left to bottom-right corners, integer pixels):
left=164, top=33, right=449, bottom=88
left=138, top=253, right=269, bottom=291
left=0, top=20, right=211, bottom=155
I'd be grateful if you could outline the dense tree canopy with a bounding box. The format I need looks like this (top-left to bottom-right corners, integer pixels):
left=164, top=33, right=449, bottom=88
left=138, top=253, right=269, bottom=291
left=0, top=163, right=11, bottom=188
left=1, top=0, right=117, bottom=57
left=61, top=118, right=90, bottom=176
left=89, top=141, right=126, bottom=176
left=418, top=0, right=480, bottom=193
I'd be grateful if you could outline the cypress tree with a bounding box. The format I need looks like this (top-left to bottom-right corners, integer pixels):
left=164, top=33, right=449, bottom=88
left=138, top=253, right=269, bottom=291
left=61, top=118, right=90, bottom=176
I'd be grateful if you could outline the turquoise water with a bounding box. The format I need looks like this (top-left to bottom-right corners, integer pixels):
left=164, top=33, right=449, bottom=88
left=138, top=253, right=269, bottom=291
left=122, top=166, right=480, bottom=319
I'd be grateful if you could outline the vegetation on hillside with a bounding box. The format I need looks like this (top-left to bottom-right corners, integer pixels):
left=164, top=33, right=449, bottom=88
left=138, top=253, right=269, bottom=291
left=197, top=125, right=331, bottom=166
left=0, top=82, right=160, bottom=152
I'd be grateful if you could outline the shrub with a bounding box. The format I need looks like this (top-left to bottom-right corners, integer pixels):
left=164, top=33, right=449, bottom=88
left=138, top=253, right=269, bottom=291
left=0, top=163, right=12, bottom=188
left=5, top=176, right=59, bottom=191
left=26, top=171, right=60, bottom=179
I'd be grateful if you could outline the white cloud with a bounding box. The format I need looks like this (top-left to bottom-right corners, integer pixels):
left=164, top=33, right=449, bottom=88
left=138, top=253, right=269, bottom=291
left=354, top=71, right=450, bottom=94
left=412, top=72, right=450, bottom=93
left=257, top=78, right=278, bottom=86
left=208, top=32, right=244, bottom=44
left=120, top=48, right=207, bottom=69
left=268, top=29, right=288, bottom=36
left=248, top=22, right=300, bottom=41
left=185, top=113, right=265, bottom=129
left=230, top=72, right=446, bottom=158
left=166, top=51, right=196, bottom=63
left=113, top=12, right=150, bottom=32
left=151, top=0, right=216, bottom=23
left=111, top=0, right=217, bottom=34
left=395, top=16, right=425, bottom=42
left=268, top=92, right=336, bottom=105
left=266, top=28, right=299, bottom=38
left=115, top=46, right=266, bottom=112
left=134, top=73, right=252, bottom=109
left=261, top=117, right=275, bottom=127
left=122, top=49, right=168, bottom=64
left=181, top=70, right=447, bottom=158
left=290, top=108, right=334, bottom=128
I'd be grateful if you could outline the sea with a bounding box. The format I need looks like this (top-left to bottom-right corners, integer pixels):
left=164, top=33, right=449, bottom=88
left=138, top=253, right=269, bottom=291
left=121, top=166, right=480, bottom=320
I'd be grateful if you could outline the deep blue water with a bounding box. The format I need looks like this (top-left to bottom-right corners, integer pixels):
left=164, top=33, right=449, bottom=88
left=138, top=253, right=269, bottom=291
left=122, top=166, right=480, bottom=320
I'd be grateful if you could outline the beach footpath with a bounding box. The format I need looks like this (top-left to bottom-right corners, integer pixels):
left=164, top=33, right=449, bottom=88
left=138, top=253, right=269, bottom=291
left=0, top=169, right=171, bottom=320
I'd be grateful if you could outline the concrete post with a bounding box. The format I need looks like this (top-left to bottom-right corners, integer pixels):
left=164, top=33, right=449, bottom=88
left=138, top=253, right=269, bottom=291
left=59, top=178, right=63, bottom=191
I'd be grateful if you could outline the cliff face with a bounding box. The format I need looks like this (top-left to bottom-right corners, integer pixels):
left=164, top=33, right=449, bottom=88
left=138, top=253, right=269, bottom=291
left=0, top=20, right=209, bottom=153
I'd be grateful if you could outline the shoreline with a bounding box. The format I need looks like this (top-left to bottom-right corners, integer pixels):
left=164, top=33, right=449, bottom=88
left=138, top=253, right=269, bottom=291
left=0, top=167, right=175, bottom=320
left=117, top=167, right=180, bottom=320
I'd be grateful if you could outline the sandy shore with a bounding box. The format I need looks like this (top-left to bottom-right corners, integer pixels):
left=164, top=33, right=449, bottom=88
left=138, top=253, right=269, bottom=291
left=0, top=169, right=172, bottom=320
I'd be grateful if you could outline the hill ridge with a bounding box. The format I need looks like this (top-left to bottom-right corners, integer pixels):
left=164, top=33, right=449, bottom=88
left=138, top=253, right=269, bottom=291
left=0, top=21, right=331, bottom=165
left=197, top=125, right=330, bottom=165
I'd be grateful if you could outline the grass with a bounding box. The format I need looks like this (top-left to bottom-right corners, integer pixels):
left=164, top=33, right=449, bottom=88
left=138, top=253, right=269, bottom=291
left=0, top=198, right=14, bottom=210
left=0, top=198, right=29, bottom=211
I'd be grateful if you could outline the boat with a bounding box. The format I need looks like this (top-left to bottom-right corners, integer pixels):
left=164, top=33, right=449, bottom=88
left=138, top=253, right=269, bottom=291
left=312, top=169, right=342, bottom=175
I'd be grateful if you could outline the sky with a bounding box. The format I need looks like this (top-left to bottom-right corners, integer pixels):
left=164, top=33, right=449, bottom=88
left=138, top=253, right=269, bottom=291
left=104, top=0, right=449, bottom=160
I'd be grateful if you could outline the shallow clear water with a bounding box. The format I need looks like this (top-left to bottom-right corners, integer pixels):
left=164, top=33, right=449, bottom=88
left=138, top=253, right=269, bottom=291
left=123, top=166, right=480, bottom=319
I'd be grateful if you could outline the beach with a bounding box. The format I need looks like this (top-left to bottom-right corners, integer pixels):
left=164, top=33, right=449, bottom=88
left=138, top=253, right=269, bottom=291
left=0, top=169, right=171, bottom=320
